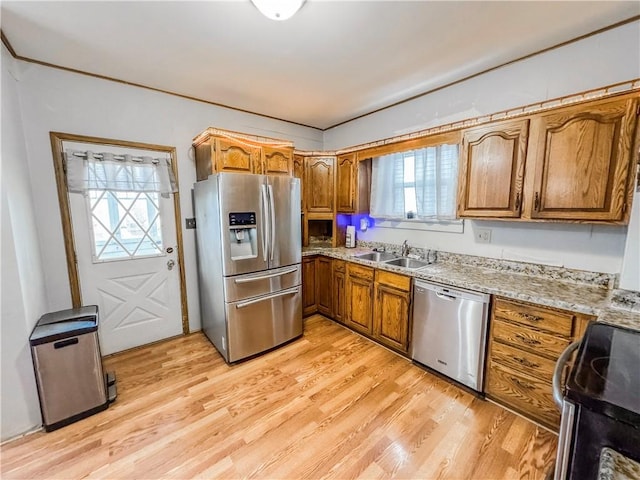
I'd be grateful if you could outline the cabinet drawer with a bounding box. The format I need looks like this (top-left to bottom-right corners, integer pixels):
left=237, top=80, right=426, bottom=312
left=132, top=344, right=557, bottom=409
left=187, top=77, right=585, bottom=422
left=375, top=270, right=411, bottom=292
left=492, top=319, right=570, bottom=359
left=333, top=259, right=346, bottom=273
left=490, top=340, right=556, bottom=382
left=494, top=299, right=573, bottom=337
left=347, top=263, right=374, bottom=280
left=486, top=361, right=559, bottom=429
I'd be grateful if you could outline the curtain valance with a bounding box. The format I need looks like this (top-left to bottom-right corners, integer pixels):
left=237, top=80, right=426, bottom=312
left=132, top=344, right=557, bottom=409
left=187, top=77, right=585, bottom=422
left=65, top=150, right=177, bottom=195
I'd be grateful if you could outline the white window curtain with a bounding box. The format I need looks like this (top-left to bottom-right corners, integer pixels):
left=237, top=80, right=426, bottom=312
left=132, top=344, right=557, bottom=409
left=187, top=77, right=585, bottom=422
left=65, top=150, right=178, bottom=195
left=370, top=153, right=406, bottom=218
left=370, top=144, right=459, bottom=221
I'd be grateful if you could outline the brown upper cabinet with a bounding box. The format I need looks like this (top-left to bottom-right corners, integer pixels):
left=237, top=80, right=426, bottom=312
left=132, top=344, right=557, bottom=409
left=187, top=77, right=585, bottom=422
left=193, top=129, right=294, bottom=181
left=458, top=96, right=639, bottom=224
left=305, top=156, right=335, bottom=215
left=524, top=97, right=638, bottom=222
left=336, top=153, right=371, bottom=214
left=262, top=146, right=293, bottom=176
left=458, top=119, right=529, bottom=218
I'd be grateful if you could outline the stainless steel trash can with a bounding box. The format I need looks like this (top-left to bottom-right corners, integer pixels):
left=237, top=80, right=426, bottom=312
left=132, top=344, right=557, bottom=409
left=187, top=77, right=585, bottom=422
left=29, top=305, right=116, bottom=431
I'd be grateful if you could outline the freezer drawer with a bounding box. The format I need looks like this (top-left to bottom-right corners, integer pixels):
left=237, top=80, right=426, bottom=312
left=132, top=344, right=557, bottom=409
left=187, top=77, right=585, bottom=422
left=224, top=264, right=301, bottom=303
left=225, top=286, right=302, bottom=362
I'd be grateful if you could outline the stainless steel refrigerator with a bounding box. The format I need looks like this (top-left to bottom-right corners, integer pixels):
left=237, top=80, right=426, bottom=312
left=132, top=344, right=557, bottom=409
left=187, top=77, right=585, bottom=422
left=194, top=173, right=302, bottom=363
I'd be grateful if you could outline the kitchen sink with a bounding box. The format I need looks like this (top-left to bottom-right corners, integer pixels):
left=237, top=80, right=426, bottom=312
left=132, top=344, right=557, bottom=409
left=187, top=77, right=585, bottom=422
left=354, top=251, right=398, bottom=262
left=384, top=257, right=430, bottom=269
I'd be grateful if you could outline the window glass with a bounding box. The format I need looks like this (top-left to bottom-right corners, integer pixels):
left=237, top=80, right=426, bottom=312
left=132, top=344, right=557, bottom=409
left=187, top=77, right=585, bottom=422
left=88, top=190, right=163, bottom=261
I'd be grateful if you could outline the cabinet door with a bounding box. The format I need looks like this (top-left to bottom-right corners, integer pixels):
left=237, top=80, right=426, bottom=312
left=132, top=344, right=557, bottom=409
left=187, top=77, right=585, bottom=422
left=216, top=139, right=260, bottom=174
left=374, top=284, right=411, bottom=353
left=302, top=257, right=317, bottom=316
left=333, top=267, right=346, bottom=324
left=526, top=98, right=638, bottom=222
left=316, top=257, right=333, bottom=317
left=263, top=147, right=293, bottom=176
left=336, top=153, right=356, bottom=213
left=458, top=119, right=529, bottom=218
left=345, top=266, right=373, bottom=335
left=293, top=154, right=305, bottom=212
left=305, top=157, right=335, bottom=214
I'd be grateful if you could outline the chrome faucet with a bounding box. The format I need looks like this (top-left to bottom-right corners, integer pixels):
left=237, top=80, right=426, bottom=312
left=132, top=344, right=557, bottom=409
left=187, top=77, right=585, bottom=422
left=401, top=240, right=410, bottom=257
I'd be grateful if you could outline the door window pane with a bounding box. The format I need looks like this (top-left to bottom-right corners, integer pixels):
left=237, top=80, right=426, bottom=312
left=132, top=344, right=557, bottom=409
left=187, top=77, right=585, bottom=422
left=87, top=190, right=163, bottom=261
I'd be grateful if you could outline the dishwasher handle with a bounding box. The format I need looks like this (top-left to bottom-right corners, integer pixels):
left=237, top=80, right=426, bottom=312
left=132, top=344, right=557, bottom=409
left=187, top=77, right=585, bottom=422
left=415, top=280, right=490, bottom=304
left=435, top=291, right=457, bottom=301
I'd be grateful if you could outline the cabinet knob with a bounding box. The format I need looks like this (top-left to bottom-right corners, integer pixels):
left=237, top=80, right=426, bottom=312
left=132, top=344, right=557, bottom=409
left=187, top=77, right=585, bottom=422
left=534, top=192, right=540, bottom=211
left=514, top=192, right=521, bottom=211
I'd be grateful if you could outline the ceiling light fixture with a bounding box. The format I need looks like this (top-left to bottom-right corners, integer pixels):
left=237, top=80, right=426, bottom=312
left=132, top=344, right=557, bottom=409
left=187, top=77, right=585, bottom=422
left=251, top=0, right=305, bottom=21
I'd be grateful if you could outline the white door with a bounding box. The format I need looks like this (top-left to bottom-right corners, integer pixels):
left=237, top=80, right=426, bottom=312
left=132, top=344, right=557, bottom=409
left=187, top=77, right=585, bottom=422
left=68, top=166, right=183, bottom=355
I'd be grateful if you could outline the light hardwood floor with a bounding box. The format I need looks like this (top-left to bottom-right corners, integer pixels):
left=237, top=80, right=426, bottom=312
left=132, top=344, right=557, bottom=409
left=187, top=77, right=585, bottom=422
left=1, top=315, right=557, bottom=479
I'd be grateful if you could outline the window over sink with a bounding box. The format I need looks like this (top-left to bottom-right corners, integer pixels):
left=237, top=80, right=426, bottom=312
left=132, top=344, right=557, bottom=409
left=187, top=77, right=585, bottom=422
left=370, top=144, right=459, bottom=222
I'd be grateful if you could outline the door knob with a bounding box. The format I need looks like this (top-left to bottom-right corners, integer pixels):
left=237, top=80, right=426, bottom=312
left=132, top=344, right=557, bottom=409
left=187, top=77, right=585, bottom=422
left=167, top=259, right=176, bottom=270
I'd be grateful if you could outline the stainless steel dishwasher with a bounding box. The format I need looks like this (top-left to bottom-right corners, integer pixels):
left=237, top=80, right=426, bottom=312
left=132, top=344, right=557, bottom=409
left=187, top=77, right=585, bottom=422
left=411, top=280, right=490, bottom=392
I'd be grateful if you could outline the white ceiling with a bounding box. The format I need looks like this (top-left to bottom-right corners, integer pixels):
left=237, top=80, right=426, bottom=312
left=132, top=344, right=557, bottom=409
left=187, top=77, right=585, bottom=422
left=2, top=1, right=639, bottom=130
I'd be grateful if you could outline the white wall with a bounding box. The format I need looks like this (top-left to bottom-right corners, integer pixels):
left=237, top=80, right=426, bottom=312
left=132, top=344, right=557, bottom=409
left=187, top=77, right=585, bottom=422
left=327, top=21, right=639, bottom=274
left=15, top=60, right=324, bottom=334
left=324, top=20, right=640, bottom=148
left=1, top=46, right=48, bottom=440
left=620, top=191, right=640, bottom=290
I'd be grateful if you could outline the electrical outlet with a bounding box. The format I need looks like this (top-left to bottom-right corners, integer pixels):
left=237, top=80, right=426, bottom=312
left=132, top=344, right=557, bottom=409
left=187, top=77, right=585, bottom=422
left=185, top=218, right=196, bottom=229
left=476, top=228, right=491, bottom=243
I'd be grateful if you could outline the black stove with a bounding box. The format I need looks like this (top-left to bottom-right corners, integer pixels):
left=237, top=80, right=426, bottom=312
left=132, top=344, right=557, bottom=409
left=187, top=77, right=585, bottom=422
left=567, top=322, right=640, bottom=426
left=558, top=322, right=640, bottom=480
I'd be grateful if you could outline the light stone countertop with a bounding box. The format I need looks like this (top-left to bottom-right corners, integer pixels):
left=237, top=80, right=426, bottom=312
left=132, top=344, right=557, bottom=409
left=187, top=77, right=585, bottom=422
left=598, top=447, right=640, bottom=480
left=302, top=246, right=640, bottom=331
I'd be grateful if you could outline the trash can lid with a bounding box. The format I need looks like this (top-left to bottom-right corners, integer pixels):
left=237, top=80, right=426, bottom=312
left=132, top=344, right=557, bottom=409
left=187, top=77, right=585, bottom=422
left=30, top=306, right=99, bottom=345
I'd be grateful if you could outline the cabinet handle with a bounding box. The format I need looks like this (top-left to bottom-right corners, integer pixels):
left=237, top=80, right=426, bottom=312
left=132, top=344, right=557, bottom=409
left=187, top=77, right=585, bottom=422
left=512, top=376, right=535, bottom=390
left=515, top=333, right=541, bottom=346
left=514, top=192, right=521, bottom=211
left=519, top=313, right=543, bottom=323
left=514, top=356, right=539, bottom=368
left=534, top=192, right=540, bottom=211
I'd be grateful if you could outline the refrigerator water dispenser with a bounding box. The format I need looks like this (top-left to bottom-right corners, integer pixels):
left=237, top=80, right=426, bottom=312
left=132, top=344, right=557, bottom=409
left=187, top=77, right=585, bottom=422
left=228, top=212, right=258, bottom=260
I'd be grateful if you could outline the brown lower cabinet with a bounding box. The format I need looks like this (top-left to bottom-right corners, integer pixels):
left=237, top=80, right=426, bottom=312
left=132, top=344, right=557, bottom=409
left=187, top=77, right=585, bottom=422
left=302, top=256, right=317, bottom=316
left=307, top=256, right=412, bottom=356
left=316, top=257, right=333, bottom=317
left=485, top=297, right=592, bottom=431
left=332, top=260, right=346, bottom=323
left=373, top=270, right=412, bottom=354
left=345, top=263, right=374, bottom=335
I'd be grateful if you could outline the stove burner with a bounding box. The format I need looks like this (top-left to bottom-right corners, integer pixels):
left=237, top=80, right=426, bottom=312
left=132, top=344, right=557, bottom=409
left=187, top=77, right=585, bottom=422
left=589, top=356, right=610, bottom=381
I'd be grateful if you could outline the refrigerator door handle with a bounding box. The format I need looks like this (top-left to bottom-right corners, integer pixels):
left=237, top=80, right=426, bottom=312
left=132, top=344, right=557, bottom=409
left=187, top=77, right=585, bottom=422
left=260, top=184, right=269, bottom=262
left=234, top=267, right=298, bottom=284
left=268, top=184, right=276, bottom=262
left=235, top=287, right=300, bottom=309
